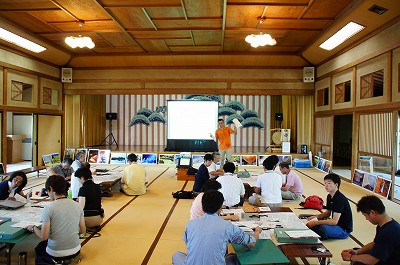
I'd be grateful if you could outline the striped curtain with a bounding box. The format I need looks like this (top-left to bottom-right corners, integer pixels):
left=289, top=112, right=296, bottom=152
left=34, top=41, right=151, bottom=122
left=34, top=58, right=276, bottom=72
left=359, top=112, right=393, bottom=156
left=315, top=116, right=331, bottom=145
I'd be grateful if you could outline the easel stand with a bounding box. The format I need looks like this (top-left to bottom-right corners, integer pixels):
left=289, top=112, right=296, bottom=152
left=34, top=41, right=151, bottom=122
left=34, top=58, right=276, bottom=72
left=99, top=121, right=118, bottom=147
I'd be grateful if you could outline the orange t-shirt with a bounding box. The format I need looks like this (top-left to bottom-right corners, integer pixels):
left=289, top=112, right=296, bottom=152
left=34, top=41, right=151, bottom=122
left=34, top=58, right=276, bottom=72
left=215, top=127, right=234, bottom=150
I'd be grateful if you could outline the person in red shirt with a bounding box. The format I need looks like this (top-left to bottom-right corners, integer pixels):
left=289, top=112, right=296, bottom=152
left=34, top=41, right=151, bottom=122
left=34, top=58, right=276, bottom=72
left=215, top=118, right=237, bottom=167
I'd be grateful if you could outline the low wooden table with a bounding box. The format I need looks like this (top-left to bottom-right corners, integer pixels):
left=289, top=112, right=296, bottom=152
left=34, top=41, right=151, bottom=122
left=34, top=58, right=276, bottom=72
left=1, top=166, right=46, bottom=180
left=99, top=178, right=121, bottom=197
left=279, top=243, right=332, bottom=265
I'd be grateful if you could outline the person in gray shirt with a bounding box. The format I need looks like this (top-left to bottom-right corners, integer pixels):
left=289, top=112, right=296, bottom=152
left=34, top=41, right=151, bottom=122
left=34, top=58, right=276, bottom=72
left=26, top=175, right=86, bottom=263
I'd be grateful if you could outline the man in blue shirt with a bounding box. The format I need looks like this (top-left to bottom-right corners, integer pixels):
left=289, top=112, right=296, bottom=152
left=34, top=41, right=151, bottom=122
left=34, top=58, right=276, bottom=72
left=192, top=154, right=213, bottom=195
left=341, top=195, right=400, bottom=265
left=172, top=190, right=261, bottom=265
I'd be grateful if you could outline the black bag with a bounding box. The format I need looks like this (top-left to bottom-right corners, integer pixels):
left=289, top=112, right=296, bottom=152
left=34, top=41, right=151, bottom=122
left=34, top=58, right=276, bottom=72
left=187, top=167, right=198, bottom=175
left=172, top=190, right=194, bottom=199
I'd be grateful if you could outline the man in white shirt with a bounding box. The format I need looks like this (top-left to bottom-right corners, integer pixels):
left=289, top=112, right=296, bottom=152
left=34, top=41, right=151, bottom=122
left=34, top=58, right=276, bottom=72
left=217, top=162, right=245, bottom=207
left=249, top=156, right=282, bottom=207
left=208, top=152, right=224, bottom=179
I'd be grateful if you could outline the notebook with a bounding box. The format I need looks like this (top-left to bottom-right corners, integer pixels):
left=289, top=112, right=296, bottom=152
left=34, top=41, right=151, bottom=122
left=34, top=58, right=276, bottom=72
left=0, top=200, right=26, bottom=210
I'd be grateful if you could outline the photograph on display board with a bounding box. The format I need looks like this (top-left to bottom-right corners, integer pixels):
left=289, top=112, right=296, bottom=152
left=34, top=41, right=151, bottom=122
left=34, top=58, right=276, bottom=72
left=110, top=153, right=126, bottom=164
left=258, top=155, right=269, bottom=166
left=51, top=153, right=61, bottom=164
left=191, top=155, right=204, bottom=169
left=88, top=149, right=99, bottom=163
left=97, top=150, right=111, bottom=164
left=362, top=173, right=378, bottom=191
left=353, top=169, right=364, bottom=186
left=313, top=156, right=319, bottom=167
left=374, top=177, right=391, bottom=198
left=323, top=160, right=332, bottom=173
left=278, top=155, right=292, bottom=165
left=231, top=155, right=241, bottom=166
left=42, top=154, right=52, bottom=167
left=142, top=153, right=157, bottom=164
left=76, top=149, right=88, bottom=162
left=158, top=154, right=176, bottom=165
left=241, top=155, right=257, bottom=166
left=64, top=148, right=75, bottom=160
left=317, top=158, right=325, bottom=171
left=174, top=154, right=180, bottom=165
left=136, top=154, right=143, bottom=164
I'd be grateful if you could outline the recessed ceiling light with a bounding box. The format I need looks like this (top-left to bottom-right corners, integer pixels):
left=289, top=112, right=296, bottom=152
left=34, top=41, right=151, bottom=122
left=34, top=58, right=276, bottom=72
left=368, top=5, right=388, bottom=15
left=0, top=28, right=46, bottom=53
left=319, top=22, right=365, bottom=51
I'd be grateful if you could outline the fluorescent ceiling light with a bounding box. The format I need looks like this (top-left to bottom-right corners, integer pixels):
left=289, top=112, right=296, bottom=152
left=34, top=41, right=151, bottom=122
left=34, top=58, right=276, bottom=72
left=0, top=28, right=46, bottom=53
left=319, top=22, right=365, bottom=51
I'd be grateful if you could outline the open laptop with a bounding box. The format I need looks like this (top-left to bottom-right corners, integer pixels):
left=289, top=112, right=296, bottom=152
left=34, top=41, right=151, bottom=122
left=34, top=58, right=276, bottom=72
left=0, top=200, right=26, bottom=210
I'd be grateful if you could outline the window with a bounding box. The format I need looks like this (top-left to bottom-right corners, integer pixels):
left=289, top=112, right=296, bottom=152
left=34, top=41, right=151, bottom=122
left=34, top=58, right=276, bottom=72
left=335, top=80, right=351, bottom=103
left=11, top=80, right=33, bottom=102
left=360, top=69, right=384, bottom=99
left=317, top=87, right=329, bottom=106
left=43, top=87, right=59, bottom=106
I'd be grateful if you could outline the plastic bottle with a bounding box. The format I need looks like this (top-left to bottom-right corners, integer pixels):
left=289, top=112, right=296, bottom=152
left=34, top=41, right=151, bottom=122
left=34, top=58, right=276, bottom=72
left=67, top=189, right=72, bottom=199
left=235, top=165, right=239, bottom=173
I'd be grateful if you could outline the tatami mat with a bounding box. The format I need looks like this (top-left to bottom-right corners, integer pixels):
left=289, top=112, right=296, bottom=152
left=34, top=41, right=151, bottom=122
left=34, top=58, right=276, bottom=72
left=2, top=165, right=400, bottom=265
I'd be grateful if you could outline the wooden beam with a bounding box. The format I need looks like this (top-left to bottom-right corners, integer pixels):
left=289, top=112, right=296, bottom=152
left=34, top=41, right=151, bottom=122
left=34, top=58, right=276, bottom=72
left=221, top=0, right=227, bottom=52
left=142, top=8, right=158, bottom=30
left=180, top=0, right=188, bottom=20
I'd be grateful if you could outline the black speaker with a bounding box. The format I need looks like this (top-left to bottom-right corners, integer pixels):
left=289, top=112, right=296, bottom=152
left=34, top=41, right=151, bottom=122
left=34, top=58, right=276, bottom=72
left=275, top=112, right=283, bottom=121
left=106, top=112, right=117, bottom=120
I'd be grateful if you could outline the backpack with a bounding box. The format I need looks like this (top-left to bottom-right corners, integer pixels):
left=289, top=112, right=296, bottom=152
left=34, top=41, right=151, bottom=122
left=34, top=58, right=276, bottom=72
left=172, top=190, right=194, bottom=199
left=300, top=195, right=324, bottom=210
left=187, top=167, right=198, bottom=176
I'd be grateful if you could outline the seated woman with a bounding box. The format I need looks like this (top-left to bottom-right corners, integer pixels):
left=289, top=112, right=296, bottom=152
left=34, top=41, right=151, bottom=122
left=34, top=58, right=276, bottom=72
left=0, top=171, right=28, bottom=200
left=26, top=175, right=85, bottom=264
left=75, top=167, right=104, bottom=231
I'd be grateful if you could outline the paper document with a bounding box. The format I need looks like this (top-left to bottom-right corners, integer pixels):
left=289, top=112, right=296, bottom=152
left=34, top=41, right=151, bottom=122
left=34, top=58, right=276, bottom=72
left=11, top=221, right=42, bottom=228
left=258, top=207, right=271, bottom=212
left=285, top=230, right=320, bottom=238
left=232, top=118, right=242, bottom=128
left=14, top=193, right=27, bottom=204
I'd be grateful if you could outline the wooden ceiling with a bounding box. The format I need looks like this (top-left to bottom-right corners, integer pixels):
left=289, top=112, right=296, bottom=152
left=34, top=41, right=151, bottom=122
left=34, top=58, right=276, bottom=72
left=0, top=0, right=399, bottom=68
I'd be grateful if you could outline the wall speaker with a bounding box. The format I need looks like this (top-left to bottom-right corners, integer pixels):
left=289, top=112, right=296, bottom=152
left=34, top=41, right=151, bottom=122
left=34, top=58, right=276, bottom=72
left=61, top=68, right=72, bottom=83
left=106, top=112, right=117, bottom=120
left=275, top=112, right=283, bottom=121
left=303, top=67, right=315, bottom=83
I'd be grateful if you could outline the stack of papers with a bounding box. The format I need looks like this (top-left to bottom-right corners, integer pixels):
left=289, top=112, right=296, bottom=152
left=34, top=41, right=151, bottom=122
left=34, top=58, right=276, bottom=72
left=285, top=230, right=320, bottom=238
left=221, top=209, right=244, bottom=220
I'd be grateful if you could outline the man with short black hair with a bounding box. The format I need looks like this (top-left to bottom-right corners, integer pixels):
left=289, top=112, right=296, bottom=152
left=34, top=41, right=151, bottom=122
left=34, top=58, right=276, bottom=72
left=307, top=173, right=353, bottom=240
left=341, top=195, right=400, bottom=265
left=217, top=162, right=245, bottom=207
left=121, top=153, right=148, bottom=195
left=193, top=154, right=213, bottom=194
left=279, top=162, right=303, bottom=200
left=172, top=190, right=261, bottom=265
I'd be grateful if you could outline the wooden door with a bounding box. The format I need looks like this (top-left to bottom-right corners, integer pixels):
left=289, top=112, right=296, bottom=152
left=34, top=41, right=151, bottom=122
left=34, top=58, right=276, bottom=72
left=36, top=115, right=61, bottom=166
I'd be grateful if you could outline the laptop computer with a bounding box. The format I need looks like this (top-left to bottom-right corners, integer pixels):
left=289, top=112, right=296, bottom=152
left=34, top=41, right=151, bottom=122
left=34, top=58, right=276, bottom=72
left=0, top=200, right=26, bottom=210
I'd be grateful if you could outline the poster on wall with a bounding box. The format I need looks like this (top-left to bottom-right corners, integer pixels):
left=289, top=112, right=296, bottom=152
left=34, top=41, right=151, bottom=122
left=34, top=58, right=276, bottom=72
left=374, top=177, right=391, bottom=198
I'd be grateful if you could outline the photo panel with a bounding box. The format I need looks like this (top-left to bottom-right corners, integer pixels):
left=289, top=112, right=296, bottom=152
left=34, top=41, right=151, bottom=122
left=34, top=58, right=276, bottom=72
left=174, top=154, right=180, bottom=165
left=374, top=177, right=391, bottom=198
left=191, top=155, right=204, bottom=169
left=352, top=169, right=364, bottom=186
left=97, top=150, right=111, bottom=164
left=136, top=154, right=143, bottom=164
left=258, top=155, right=269, bottom=166
left=241, top=155, right=257, bottom=166
left=76, top=149, right=88, bottom=162
left=110, top=152, right=126, bottom=164
left=88, top=149, right=99, bottom=163
left=323, top=160, right=332, bottom=173
left=63, top=148, right=75, bottom=160
left=51, top=153, right=61, bottom=164
left=141, top=153, right=157, bottom=164
left=362, top=173, right=378, bottom=191
left=231, top=155, right=241, bottom=166
left=313, top=156, right=319, bottom=167
left=158, top=154, right=176, bottom=165
left=278, top=155, right=292, bottom=165
left=317, top=158, right=325, bottom=171
left=42, top=154, right=52, bottom=167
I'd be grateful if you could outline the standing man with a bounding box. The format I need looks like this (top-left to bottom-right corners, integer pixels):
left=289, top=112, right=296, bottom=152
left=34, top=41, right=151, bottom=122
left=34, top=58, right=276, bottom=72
left=341, top=195, right=400, bottom=265
left=307, top=173, right=353, bottom=240
left=279, top=162, right=303, bottom=200
left=192, top=154, right=213, bottom=195
left=172, top=190, right=261, bottom=265
left=215, top=118, right=237, bottom=167
left=121, top=153, right=148, bottom=195
left=208, top=152, right=224, bottom=179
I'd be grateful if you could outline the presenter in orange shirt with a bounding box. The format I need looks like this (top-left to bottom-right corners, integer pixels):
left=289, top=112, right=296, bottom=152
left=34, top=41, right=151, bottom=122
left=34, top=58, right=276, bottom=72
left=215, top=118, right=237, bottom=167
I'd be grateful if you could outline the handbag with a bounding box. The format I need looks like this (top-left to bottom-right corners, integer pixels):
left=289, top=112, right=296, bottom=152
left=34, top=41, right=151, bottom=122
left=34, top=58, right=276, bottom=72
left=300, top=195, right=324, bottom=211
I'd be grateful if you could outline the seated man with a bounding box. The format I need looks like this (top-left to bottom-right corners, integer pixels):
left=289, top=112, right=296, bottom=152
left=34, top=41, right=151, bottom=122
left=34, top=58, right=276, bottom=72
left=216, top=162, right=245, bottom=207
left=249, top=156, right=282, bottom=207
left=208, top=152, right=224, bottom=179
left=121, top=153, right=148, bottom=195
left=192, top=154, right=213, bottom=195
left=341, top=195, right=400, bottom=265
left=172, top=190, right=261, bottom=265
left=307, top=173, right=353, bottom=240
left=279, top=162, right=303, bottom=200
left=26, top=175, right=86, bottom=264
left=47, top=157, right=74, bottom=181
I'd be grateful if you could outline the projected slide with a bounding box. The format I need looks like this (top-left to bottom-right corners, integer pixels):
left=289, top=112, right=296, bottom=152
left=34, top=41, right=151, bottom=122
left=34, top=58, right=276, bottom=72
left=166, top=100, right=219, bottom=151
